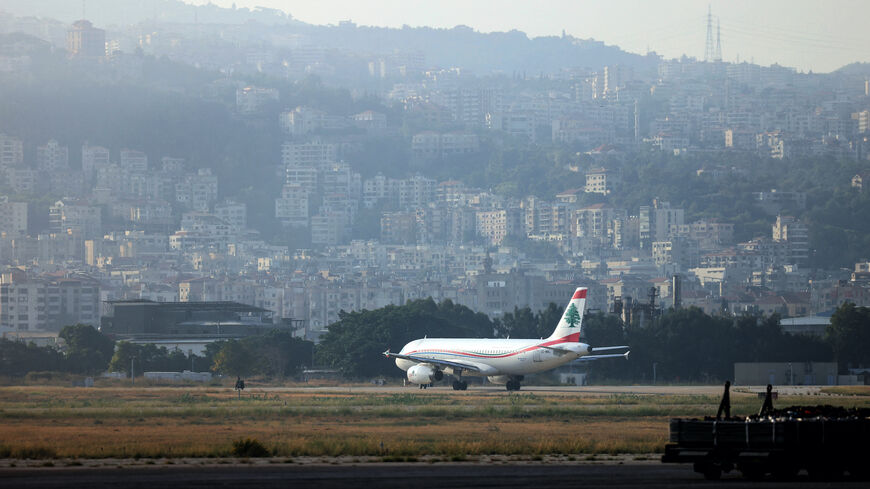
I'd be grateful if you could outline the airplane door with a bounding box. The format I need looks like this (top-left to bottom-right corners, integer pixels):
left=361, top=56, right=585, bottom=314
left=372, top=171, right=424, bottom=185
left=533, top=351, right=543, bottom=363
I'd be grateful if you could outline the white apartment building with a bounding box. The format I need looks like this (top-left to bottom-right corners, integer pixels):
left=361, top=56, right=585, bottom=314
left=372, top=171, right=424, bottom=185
left=36, top=139, right=69, bottom=172
left=81, top=143, right=110, bottom=181
left=275, top=184, right=310, bottom=227
left=120, top=149, right=148, bottom=172
left=0, top=133, right=24, bottom=168
left=215, top=200, right=247, bottom=231
left=49, top=200, right=101, bottom=238
left=281, top=141, right=337, bottom=168
left=0, top=271, right=100, bottom=331
left=175, top=168, right=218, bottom=212
left=0, top=196, right=27, bottom=236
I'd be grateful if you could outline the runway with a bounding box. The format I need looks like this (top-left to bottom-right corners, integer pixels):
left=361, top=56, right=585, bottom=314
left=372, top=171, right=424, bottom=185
left=0, top=463, right=862, bottom=488
left=255, top=384, right=824, bottom=396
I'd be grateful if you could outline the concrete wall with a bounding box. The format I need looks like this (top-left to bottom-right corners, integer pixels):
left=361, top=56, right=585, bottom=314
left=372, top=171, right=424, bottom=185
left=734, top=362, right=838, bottom=386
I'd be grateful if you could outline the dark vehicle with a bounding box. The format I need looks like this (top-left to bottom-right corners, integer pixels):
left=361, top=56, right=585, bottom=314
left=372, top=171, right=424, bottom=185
left=662, top=383, right=870, bottom=481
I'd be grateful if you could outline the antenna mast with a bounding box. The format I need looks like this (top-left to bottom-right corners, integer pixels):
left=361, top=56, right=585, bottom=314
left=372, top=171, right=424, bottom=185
left=704, top=5, right=715, bottom=62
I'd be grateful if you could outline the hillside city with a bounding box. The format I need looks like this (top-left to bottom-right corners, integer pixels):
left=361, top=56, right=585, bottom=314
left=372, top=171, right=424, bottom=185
left=1, top=3, right=869, bottom=351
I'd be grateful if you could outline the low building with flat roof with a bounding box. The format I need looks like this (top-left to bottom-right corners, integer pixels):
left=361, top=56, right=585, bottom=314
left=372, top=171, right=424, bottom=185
left=100, top=300, right=302, bottom=355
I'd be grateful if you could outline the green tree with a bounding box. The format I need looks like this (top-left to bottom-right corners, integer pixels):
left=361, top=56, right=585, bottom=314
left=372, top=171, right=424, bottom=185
left=535, top=303, right=564, bottom=337
left=58, top=324, right=114, bottom=374
left=108, top=341, right=200, bottom=376
left=108, top=341, right=138, bottom=376
left=316, top=298, right=494, bottom=378
left=495, top=306, right=539, bottom=338
left=212, top=340, right=255, bottom=377
left=826, top=302, right=870, bottom=369
left=0, top=339, right=62, bottom=376
left=241, top=330, right=313, bottom=378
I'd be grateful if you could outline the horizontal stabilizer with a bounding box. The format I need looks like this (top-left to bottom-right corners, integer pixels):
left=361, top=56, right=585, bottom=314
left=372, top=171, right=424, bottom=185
left=575, top=351, right=630, bottom=362
left=590, top=345, right=630, bottom=353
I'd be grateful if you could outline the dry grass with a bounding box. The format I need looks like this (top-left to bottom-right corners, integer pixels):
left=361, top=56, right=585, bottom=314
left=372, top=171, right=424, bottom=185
left=1, top=386, right=868, bottom=459
left=820, top=385, right=870, bottom=396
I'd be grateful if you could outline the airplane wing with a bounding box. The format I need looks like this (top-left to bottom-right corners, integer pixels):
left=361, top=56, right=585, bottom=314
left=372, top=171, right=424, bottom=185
left=575, top=351, right=630, bottom=361
left=383, top=350, right=486, bottom=373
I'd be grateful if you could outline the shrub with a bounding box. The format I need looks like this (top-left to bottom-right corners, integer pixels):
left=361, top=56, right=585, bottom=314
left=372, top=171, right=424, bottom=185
left=231, top=438, right=270, bottom=458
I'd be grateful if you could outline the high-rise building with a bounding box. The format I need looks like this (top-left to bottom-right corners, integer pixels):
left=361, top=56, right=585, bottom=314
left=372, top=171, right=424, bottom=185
left=120, top=149, right=148, bottom=172
left=215, top=200, right=247, bottom=231
left=281, top=141, right=337, bottom=168
left=275, top=184, right=310, bottom=227
left=36, top=140, right=69, bottom=172
left=0, top=195, right=27, bottom=236
left=0, top=271, right=101, bottom=331
left=175, top=169, right=218, bottom=212
left=772, top=215, right=809, bottom=267
left=0, top=133, right=24, bottom=168
left=81, top=143, right=110, bottom=182
left=66, top=20, right=105, bottom=58
left=639, top=200, right=684, bottom=248
left=49, top=199, right=102, bottom=238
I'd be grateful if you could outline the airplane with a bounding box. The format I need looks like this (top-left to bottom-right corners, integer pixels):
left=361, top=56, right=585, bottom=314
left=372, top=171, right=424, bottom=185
left=383, top=287, right=629, bottom=391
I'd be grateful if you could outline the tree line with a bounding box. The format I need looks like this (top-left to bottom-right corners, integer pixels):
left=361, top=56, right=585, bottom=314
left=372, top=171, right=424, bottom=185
left=0, top=325, right=313, bottom=379
left=314, top=299, right=868, bottom=383
left=2, top=301, right=867, bottom=383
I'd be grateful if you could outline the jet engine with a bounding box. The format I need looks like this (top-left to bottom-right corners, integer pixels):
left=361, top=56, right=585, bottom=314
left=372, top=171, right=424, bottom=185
left=407, top=364, right=443, bottom=384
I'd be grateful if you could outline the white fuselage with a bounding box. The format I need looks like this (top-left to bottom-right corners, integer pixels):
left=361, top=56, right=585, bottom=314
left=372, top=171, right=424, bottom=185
left=396, top=337, right=590, bottom=378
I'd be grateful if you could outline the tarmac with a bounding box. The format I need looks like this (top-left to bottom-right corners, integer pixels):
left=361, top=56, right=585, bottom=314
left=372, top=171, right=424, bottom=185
left=253, top=384, right=826, bottom=396
left=1, top=462, right=864, bottom=488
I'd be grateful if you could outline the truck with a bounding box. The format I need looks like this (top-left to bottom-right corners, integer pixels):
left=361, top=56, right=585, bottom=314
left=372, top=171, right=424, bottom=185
left=662, top=383, right=870, bottom=481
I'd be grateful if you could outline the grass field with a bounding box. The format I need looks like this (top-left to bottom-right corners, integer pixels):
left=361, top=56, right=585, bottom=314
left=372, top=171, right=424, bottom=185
left=1, top=384, right=868, bottom=460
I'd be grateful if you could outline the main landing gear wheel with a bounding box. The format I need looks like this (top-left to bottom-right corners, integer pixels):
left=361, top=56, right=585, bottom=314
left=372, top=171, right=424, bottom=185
left=452, top=380, right=468, bottom=390
left=506, top=380, right=521, bottom=391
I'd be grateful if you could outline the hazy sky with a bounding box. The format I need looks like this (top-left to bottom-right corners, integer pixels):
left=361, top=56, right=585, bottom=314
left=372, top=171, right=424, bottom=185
left=192, top=0, right=870, bottom=73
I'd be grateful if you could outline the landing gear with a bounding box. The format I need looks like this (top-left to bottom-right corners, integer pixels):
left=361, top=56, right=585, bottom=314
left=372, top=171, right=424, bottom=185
left=506, top=380, right=521, bottom=391
left=452, top=369, right=468, bottom=391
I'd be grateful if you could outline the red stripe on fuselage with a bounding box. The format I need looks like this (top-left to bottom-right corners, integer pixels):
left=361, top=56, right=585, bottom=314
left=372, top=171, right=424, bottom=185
left=406, top=333, right=581, bottom=359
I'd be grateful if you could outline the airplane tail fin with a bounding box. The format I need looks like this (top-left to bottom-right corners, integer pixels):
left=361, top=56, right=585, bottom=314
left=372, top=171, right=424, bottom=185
left=547, top=287, right=587, bottom=342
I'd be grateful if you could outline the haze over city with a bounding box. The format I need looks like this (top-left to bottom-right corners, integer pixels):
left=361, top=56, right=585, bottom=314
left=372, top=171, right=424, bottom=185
left=1, top=0, right=870, bottom=483
left=191, top=0, right=870, bottom=73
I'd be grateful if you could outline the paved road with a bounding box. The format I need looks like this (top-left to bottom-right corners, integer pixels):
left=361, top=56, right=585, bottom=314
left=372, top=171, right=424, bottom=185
left=0, top=463, right=863, bottom=489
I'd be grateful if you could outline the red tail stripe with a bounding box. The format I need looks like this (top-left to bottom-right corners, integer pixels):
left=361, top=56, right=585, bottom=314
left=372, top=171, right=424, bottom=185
left=572, top=289, right=587, bottom=300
